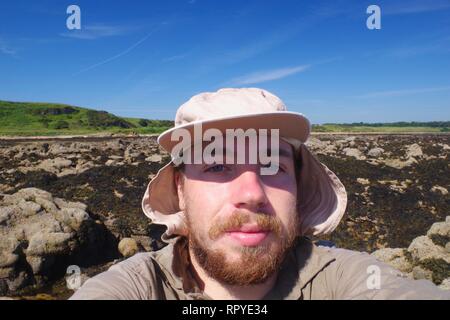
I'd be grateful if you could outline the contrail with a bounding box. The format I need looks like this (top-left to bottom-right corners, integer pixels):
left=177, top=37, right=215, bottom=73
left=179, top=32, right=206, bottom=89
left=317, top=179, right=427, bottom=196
left=73, top=27, right=159, bottom=76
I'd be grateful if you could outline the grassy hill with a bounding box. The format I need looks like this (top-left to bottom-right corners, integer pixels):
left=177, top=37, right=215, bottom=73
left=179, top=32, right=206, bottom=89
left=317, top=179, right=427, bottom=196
left=0, top=100, right=448, bottom=136
left=0, top=100, right=173, bottom=136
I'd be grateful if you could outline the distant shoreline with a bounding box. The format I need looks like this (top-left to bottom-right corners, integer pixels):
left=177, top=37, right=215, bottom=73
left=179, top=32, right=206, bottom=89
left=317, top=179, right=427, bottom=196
left=0, top=131, right=449, bottom=143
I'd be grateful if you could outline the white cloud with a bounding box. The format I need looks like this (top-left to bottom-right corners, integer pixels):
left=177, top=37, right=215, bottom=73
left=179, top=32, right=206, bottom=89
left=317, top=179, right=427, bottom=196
left=230, top=65, right=310, bottom=85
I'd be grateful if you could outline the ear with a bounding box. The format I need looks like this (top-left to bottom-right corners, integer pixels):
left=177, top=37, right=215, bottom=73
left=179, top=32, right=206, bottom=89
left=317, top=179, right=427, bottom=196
left=174, top=170, right=186, bottom=211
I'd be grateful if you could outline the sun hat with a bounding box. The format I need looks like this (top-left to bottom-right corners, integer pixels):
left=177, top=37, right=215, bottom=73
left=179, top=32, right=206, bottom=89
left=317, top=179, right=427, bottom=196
left=142, top=88, right=347, bottom=243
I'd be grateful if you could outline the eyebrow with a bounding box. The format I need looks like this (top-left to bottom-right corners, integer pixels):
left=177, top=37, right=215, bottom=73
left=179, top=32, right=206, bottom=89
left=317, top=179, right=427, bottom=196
left=208, top=147, right=293, bottom=158
left=266, top=147, right=293, bottom=158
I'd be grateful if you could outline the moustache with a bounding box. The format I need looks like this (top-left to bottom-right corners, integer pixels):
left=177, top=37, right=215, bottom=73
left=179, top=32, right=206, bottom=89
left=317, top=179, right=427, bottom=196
left=208, top=211, right=282, bottom=240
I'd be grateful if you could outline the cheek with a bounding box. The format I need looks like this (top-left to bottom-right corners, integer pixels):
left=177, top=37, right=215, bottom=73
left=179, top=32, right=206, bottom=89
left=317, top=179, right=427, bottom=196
left=183, top=180, right=229, bottom=225
left=261, top=173, right=297, bottom=195
left=265, top=187, right=298, bottom=223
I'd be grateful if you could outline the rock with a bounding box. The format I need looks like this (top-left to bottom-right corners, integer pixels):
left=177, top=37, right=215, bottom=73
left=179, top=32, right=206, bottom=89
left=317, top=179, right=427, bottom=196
left=0, top=206, right=15, bottom=224
left=356, top=178, right=370, bottom=185
left=18, top=200, right=42, bottom=217
left=371, top=248, right=413, bottom=273
left=378, top=180, right=411, bottom=194
left=367, top=147, right=384, bottom=158
left=430, top=185, right=448, bottom=195
left=383, top=158, right=417, bottom=169
left=412, top=265, right=434, bottom=281
left=0, top=184, right=13, bottom=194
left=54, top=207, right=90, bottom=231
left=114, top=190, right=124, bottom=199
left=342, top=148, right=365, bottom=160
left=26, top=232, right=74, bottom=256
left=0, top=188, right=108, bottom=296
left=408, top=236, right=449, bottom=263
left=124, top=147, right=145, bottom=163
left=446, top=242, right=450, bottom=253
left=53, top=198, right=87, bottom=211
left=439, top=278, right=450, bottom=290
left=39, top=157, right=73, bottom=172
left=131, top=235, right=152, bottom=252
left=25, top=255, right=55, bottom=275
left=6, top=271, right=28, bottom=292
left=109, top=155, right=124, bottom=160
left=427, top=221, right=450, bottom=238
left=145, top=154, right=163, bottom=163
left=118, top=238, right=139, bottom=258
left=105, top=159, right=117, bottom=166
left=405, top=143, right=423, bottom=158
left=0, top=237, right=20, bottom=268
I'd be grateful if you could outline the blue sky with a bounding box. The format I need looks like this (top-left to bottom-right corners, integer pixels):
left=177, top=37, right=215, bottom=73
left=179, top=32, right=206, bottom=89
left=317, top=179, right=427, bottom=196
left=0, top=0, right=449, bottom=123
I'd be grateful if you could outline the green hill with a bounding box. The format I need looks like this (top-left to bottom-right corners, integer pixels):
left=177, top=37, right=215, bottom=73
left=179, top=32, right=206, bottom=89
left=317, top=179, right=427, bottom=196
left=0, top=100, right=173, bottom=136
left=0, top=100, right=448, bottom=136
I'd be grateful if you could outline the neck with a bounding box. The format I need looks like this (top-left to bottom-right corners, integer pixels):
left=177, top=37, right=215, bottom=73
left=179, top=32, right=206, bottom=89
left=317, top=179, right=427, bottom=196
left=188, top=247, right=278, bottom=300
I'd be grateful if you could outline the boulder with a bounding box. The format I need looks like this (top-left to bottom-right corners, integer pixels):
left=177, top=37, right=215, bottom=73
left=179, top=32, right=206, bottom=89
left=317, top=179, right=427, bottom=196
left=342, top=148, right=366, bottom=160
left=0, top=188, right=108, bottom=295
left=408, top=236, right=449, bottom=263
left=405, top=143, right=423, bottom=159
left=427, top=221, right=450, bottom=238
left=367, top=147, right=384, bottom=158
left=118, top=238, right=139, bottom=258
left=371, top=248, right=413, bottom=273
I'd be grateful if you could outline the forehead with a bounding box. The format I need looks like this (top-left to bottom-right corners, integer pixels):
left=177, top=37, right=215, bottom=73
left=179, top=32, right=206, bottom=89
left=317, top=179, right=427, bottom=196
left=198, top=136, right=293, bottom=152
left=179, top=137, right=295, bottom=165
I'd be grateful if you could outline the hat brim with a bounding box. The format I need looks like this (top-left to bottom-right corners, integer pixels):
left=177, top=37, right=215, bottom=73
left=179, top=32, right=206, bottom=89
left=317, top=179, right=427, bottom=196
left=157, top=111, right=311, bottom=154
left=141, top=144, right=347, bottom=241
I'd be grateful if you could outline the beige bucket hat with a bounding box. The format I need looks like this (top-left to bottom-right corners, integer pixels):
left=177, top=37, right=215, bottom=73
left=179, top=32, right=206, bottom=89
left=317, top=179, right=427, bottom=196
left=142, top=88, right=347, bottom=242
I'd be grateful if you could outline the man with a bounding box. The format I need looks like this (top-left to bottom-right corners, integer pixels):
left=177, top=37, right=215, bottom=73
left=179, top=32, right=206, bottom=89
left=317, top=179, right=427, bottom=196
left=71, top=88, right=449, bottom=300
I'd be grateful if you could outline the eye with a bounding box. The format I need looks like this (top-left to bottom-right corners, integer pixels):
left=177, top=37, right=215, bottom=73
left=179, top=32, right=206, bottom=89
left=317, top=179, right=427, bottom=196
left=260, top=162, right=286, bottom=173
left=205, top=164, right=228, bottom=173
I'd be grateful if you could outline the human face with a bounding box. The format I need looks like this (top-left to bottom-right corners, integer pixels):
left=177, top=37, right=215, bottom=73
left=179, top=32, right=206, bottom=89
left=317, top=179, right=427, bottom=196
left=176, top=139, right=299, bottom=286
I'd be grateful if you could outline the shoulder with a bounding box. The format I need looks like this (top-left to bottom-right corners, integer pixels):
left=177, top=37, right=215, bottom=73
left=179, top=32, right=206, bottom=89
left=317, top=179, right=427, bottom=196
left=309, top=244, right=450, bottom=299
left=70, top=246, right=175, bottom=300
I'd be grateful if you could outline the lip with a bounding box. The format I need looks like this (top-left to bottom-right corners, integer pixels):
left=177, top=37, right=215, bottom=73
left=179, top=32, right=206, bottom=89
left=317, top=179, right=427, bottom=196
left=226, top=224, right=267, bottom=233
left=225, top=229, right=269, bottom=246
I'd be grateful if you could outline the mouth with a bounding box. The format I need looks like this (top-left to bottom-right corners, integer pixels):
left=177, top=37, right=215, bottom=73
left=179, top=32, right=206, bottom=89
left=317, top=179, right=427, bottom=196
left=224, top=225, right=270, bottom=246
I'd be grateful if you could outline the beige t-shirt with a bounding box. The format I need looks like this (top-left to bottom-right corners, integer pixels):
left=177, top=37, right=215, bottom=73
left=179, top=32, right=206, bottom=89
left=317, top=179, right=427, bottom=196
left=70, top=236, right=450, bottom=300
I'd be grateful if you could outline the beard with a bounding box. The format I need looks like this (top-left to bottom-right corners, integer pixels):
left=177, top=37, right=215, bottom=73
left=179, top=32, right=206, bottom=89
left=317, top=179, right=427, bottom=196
left=186, top=207, right=299, bottom=286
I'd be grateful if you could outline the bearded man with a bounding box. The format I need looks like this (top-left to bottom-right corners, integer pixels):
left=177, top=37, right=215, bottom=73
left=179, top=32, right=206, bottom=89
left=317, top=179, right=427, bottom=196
left=71, top=88, right=449, bottom=300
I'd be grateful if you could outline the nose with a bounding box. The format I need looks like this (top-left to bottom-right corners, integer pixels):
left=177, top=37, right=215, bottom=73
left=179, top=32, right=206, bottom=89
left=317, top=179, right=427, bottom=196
left=231, top=169, right=268, bottom=211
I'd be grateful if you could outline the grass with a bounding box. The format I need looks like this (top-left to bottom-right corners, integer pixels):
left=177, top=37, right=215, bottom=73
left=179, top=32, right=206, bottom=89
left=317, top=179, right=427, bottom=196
left=1, top=100, right=449, bottom=136
left=0, top=100, right=173, bottom=136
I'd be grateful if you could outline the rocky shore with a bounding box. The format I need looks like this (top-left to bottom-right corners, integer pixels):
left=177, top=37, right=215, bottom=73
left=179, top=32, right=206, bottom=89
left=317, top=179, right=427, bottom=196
left=0, top=133, right=449, bottom=298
